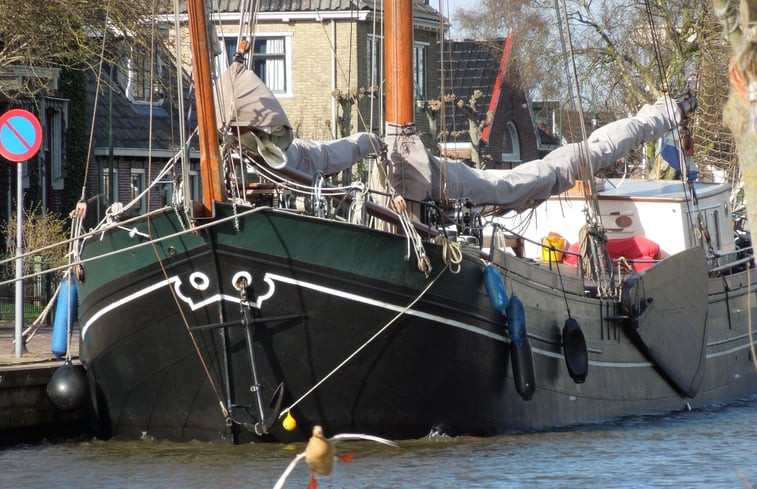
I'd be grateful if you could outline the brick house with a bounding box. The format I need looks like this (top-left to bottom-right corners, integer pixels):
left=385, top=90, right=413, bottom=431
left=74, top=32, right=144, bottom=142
left=168, top=0, right=442, bottom=139
left=435, top=37, right=545, bottom=169
left=83, top=63, right=191, bottom=224
left=85, top=2, right=564, bottom=218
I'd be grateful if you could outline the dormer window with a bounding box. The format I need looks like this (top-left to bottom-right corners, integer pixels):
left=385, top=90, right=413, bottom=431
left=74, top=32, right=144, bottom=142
left=121, top=45, right=165, bottom=105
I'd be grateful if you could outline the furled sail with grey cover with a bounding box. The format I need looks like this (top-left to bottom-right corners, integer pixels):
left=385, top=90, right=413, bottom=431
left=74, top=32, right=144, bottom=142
left=386, top=96, right=683, bottom=210
left=215, top=61, right=380, bottom=172
left=285, top=133, right=382, bottom=176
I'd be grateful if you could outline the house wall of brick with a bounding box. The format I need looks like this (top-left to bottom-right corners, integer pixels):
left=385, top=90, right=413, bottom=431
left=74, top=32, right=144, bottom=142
left=84, top=156, right=195, bottom=223
left=172, top=15, right=441, bottom=142
left=486, top=77, right=540, bottom=167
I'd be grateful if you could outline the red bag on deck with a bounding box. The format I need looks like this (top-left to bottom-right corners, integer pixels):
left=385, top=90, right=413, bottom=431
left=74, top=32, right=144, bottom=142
left=562, top=236, right=660, bottom=271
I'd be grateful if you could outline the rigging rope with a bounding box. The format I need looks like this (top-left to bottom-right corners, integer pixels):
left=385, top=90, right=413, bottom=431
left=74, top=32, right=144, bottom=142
left=555, top=0, right=615, bottom=296
left=79, top=8, right=111, bottom=203
left=642, top=0, right=701, bottom=246
left=172, top=0, right=191, bottom=212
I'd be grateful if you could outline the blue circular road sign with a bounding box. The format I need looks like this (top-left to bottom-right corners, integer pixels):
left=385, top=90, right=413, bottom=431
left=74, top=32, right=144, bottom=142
left=0, top=109, right=42, bottom=162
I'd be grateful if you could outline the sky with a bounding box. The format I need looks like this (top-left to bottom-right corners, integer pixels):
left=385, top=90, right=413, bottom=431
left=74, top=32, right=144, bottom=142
left=428, top=0, right=474, bottom=37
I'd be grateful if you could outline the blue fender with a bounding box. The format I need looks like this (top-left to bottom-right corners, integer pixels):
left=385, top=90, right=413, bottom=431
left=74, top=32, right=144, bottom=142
left=52, top=274, right=78, bottom=358
left=506, top=295, right=535, bottom=401
left=483, top=263, right=509, bottom=317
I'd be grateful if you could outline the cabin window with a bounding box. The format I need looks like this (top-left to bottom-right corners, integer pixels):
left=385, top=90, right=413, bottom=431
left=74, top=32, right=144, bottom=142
left=130, top=168, right=146, bottom=212
left=218, top=34, right=292, bottom=96
left=501, top=121, right=521, bottom=162
left=367, top=35, right=428, bottom=103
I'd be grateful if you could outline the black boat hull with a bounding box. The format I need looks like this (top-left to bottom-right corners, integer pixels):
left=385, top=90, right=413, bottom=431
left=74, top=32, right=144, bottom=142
left=77, top=204, right=757, bottom=442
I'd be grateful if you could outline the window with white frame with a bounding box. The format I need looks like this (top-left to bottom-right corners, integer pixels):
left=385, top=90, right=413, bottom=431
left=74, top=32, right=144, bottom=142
left=413, top=43, right=426, bottom=100
left=43, top=98, right=67, bottom=190
left=159, top=170, right=198, bottom=206
left=49, top=109, right=63, bottom=188
left=120, top=45, right=165, bottom=104
left=130, top=168, right=146, bottom=211
left=189, top=170, right=200, bottom=200
left=103, top=168, right=118, bottom=203
left=501, top=121, right=521, bottom=162
left=217, top=34, right=292, bottom=96
left=367, top=35, right=428, bottom=102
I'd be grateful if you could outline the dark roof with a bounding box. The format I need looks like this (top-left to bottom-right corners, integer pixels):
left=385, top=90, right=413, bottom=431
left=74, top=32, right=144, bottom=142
left=162, top=0, right=440, bottom=23
left=438, top=39, right=507, bottom=141
left=87, top=69, right=183, bottom=153
left=537, top=123, right=559, bottom=146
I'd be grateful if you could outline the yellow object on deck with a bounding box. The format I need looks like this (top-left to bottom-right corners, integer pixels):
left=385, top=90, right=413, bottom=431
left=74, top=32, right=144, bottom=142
left=541, top=233, right=566, bottom=263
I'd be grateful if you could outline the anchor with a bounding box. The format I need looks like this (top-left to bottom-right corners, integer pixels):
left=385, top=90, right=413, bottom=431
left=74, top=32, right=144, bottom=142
left=228, top=279, right=285, bottom=436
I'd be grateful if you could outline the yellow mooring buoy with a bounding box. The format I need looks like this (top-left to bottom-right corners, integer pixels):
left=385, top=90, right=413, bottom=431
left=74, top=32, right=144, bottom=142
left=282, top=411, right=297, bottom=431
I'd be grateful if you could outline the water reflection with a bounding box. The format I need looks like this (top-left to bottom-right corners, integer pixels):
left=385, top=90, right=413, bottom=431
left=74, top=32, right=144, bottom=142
left=1, top=398, right=755, bottom=489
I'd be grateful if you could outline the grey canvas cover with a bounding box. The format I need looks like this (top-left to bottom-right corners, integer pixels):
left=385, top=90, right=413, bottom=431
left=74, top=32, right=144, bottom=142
left=387, top=96, right=682, bottom=210
left=215, top=61, right=380, bottom=173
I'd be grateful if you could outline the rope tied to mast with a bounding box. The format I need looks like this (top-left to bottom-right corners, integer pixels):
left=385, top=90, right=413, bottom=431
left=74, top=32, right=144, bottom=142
left=390, top=195, right=432, bottom=275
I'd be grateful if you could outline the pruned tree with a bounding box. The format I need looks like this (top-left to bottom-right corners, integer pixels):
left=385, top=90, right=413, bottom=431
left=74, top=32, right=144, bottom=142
left=332, top=86, right=377, bottom=138
left=456, top=90, right=492, bottom=169
left=455, top=1, right=717, bottom=110
left=454, top=0, right=738, bottom=178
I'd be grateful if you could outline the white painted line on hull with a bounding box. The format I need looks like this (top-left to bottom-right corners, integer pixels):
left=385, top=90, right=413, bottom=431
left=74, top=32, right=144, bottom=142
left=80, top=271, right=755, bottom=370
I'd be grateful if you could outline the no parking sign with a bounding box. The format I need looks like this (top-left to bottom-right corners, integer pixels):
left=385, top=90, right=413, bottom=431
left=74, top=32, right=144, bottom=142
left=0, top=108, right=42, bottom=162
left=2, top=108, right=43, bottom=358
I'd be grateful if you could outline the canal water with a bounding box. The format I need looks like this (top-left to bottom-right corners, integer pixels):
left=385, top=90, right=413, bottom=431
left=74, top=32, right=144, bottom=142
left=2, top=397, right=755, bottom=489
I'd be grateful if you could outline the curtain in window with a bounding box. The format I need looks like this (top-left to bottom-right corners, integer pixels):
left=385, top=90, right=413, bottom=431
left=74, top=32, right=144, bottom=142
left=263, top=38, right=285, bottom=92
left=414, top=45, right=425, bottom=99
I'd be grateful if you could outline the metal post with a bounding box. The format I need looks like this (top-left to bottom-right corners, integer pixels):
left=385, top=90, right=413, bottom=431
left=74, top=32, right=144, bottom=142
left=15, top=161, right=24, bottom=358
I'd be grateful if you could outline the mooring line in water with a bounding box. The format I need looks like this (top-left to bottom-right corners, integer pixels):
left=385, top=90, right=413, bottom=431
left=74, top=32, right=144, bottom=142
left=279, top=265, right=449, bottom=419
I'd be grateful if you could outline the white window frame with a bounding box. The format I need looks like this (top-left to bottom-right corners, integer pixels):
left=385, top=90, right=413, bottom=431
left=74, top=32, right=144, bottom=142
left=413, top=42, right=427, bottom=100
left=189, top=170, right=200, bottom=202
left=501, top=121, right=521, bottom=162
left=49, top=107, right=65, bottom=189
left=216, top=33, right=293, bottom=97
left=368, top=35, right=428, bottom=103
left=103, top=168, right=118, bottom=203
left=123, top=45, right=165, bottom=105
left=130, top=168, right=146, bottom=212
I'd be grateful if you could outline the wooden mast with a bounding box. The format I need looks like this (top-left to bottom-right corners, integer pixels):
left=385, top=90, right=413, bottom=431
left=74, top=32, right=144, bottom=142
left=186, top=0, right=226, bottom=214
left=384, top=0, right=415, bottom=129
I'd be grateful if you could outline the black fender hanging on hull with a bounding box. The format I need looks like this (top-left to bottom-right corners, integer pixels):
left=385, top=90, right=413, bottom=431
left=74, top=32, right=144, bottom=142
left=47, top=360, right=88, bottom=412
left=562, top=317, right=588, bottom=384
left=620, top=247, right=709, bottom=397
left=510, top=341, right=536, bottom=401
